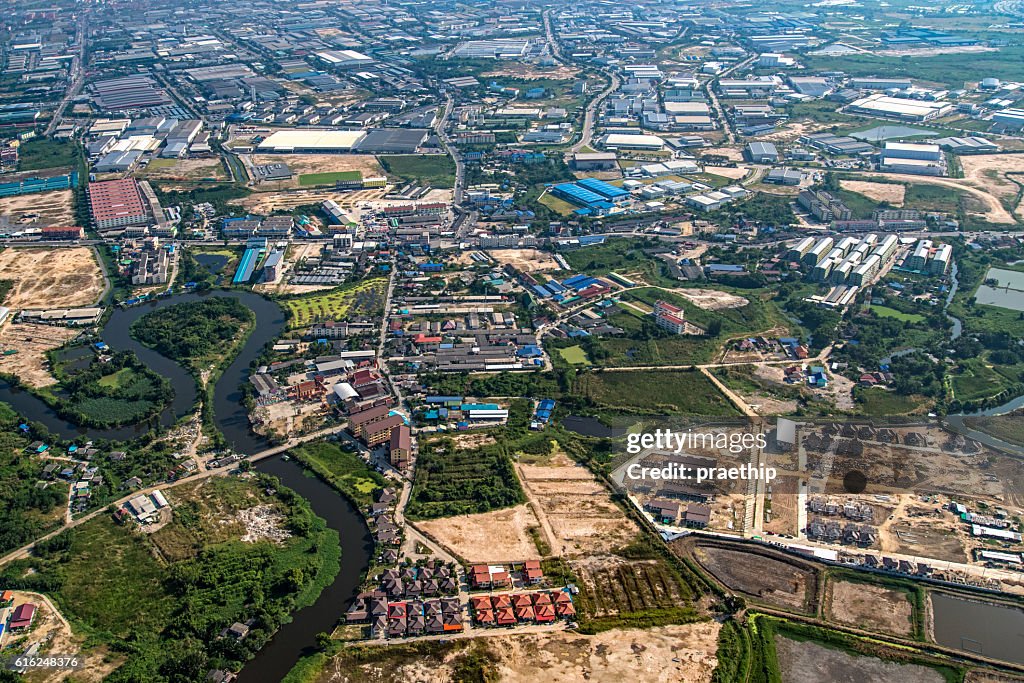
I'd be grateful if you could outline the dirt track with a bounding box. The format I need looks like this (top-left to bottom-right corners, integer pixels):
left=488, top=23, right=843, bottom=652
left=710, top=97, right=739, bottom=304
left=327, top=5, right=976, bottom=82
left=853, top=172, right=1018, bottom=224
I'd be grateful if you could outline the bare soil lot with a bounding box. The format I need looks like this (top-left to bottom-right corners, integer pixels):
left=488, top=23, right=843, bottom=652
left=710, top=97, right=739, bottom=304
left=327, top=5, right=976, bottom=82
left=249, top=153, right=383, bottom=188
left=855, top=172, right=1016, bottom=224
left=958, top=153, right=1024, bottom=219
left=571, top=554, right=691, bottom=618
left=415, top=504, right=543, bottom=563
left=763, top=474, right=801, bottom=536
left=483, top=64, right=582, bottom=80
left=689, top=543, right=818, bottom=612
left=826, top=579, right=914, bottom=636
left=674, top=288, right=749, bottom=310
left=840, top=180, right=906, bottom=207
left=0, top=246, right=105, bottom=309
left=141, top=157, right=227, bottom=181
left=0, top=190, right=76, bottom=228
left=519, top=461, right=639, bottom=556
left=703, top=165, right=750, bottom=180
left=487, top=249, right=561, bottom=273
left=0, top=322, right=80, bottom=386
left=775, top=635, right=946, bottom=683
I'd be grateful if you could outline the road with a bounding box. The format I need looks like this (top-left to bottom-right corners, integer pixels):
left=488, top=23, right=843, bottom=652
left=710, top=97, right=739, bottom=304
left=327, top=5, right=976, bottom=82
left=705, top=55, right=757, bottom=144
left=434, top=94, right=465, bottom=205
left=571, top=71, right=620, bottom=153
left=45, top=17, right=86, bottom=137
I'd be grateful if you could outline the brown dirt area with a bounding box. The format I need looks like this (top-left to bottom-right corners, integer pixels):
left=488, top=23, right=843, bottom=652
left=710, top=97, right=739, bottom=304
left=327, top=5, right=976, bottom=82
left=764, top=474, right=801, bottom=536
left=703, top=165, right=750, bottom=180
left=483, top=64, right=581, bottom=80
left=0, top=322, right=81, bottom=387
left=487, top=622, right=720, bottom=683
left=775, top=635, right=945, bottom=683
left=958, top=153, right=1024, bottom=219
left=140, top=157, right=227, bottom=181
left=702, top=146, right=745, bottom=162
left=518, top=461, right=640, bottom=557
left=673, top=288, right=748, bottom=310
left=840, top=180, right=906, bottom=207
left=10, top=591, right=122, bottom=683
left=415, top=504, right=543, bottom=563
left=248, top=153, right=384, bottom=190
left=856, top=172, right=1017, bottom=224
left=0, top=190, right=76, bottom=228
left=826, top=579, right=914, bottom=636
left=0, top=247, right=105, bottom=309
left=486, top=249, right=561, bottom=273
left=689, top=543, right=817, bottom=612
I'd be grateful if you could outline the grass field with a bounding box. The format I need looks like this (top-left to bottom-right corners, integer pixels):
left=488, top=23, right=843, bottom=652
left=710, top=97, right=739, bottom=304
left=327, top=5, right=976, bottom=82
left=575, top=370, right=739, bottom=416
left=853, top=387, right=928, bottom=416
left=15, top=139, right=79, bottom=171
left=290, top=441, right=386, bottom=507
left=869, top=305, right=926, bottom=323
left=538, top=192, right=579, bottom=216
left=558, top=345, right=592, bottom=366
left=951, top=358, right=1009, bottom=402
left=96, top=367, right=135, bottom=389
left=298, top=170, right=362, bottom=186
left=380, top=154, right=456, bottom=188
left=282, top=278, right=387, bottom=330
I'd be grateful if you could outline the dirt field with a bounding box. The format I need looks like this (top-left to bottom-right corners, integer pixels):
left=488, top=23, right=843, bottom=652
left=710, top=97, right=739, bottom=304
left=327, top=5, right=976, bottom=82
left=483, top=64, right=581, bottom=80
left=233, top=187, right=452, bottom=215
left=0, top=190, right=76, bottom=228
left=249, top=153, right=383, bottom=187
left=488, top=622, right=720, bottom=683
left=775, top=635, right=945, bottom=683
left=0, top=322, right=81, bottom=386
left=140, top=157, right=227, bottom=181
left=763, top=474, right=801, bottom=536
left=518, top=459, right=640, bottom=556
left=702, top=147, right=745, bottom=162
left=689, top=543, right=817, bottom=612
left=673, top=288, right=749, bottom=310
left=0, top=247, right=106, bottom=309
left=826, top=579, right=914, bottom=636
left=415, top=504, right=543, bottom=563
left=703, top=165, right=750, bottom=180
left=487, top=249, right=561, bottom=273
left=854, top=172, right=1017, bottom=224
left=313, top=622, right=719, bottom=683
left=958, top=153, right=1024, bottom=219
left=840, top=180, right=906, bottom=207
left=9, top=591, right=122, bottom=683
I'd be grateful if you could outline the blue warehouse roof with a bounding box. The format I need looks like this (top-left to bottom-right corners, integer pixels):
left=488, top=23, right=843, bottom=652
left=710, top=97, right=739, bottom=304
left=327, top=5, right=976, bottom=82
left=576, top=177, right=630, bottom=200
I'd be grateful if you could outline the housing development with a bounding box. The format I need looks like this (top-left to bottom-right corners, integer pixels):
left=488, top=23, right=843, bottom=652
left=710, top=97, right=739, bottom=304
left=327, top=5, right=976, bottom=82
left=1, top=0, right=1024, bottom=681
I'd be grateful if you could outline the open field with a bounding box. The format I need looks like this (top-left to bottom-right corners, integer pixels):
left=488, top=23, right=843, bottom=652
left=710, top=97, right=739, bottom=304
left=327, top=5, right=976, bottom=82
left=308, top=623, right=720, bottom=683
left=870, top=304, right=926, bottom=323
left=571, top=554, right=692, bottom=619
left=840, top=179, right=906, bottom=206
left=703, top=165, right=750, bottom=180
left=686, top=542, right=819, bottom=612
left=487, top=248, right=561, bottom=273
left=775, top=636, right=946, bottom=683
left=518, top=459, right=639, bottom=556
left=852, top=172, right=1016, bottom=224
left=0, top=247, right=105, bottom=309
left=558, top=345, right=591, bottom=366
left=0, top=322, right=81, bottom=386
left=140, top=157, right=227, bottom=181
left=379, top=154, right=456, bottom=188
left=826, top=579, right=914, bottom=637
left=249, top=153, right=382, bottom=186
left=483, top=64, right=582, bottom=80
left=958, top=153, right=1024, bottom=219
left=298, top=170, right=362, bottom=186
left=282, top=278, right=387, bottom=330
left=574, top=370, right=740, bottom=415
left=415, top=504, right=542, bottom=563
left=674, top=288, right=749, bottom=310
left=0, top=189, right=76, bottom=228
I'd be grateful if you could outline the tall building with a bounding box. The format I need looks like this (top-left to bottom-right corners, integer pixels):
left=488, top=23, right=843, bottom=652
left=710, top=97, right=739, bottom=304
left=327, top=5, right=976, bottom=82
left=653, top=300, right=687, bottom=335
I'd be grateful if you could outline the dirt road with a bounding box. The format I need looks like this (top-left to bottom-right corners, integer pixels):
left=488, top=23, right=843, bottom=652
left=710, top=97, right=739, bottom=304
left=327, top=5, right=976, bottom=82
left=852, top=172, right=1018, bottom=224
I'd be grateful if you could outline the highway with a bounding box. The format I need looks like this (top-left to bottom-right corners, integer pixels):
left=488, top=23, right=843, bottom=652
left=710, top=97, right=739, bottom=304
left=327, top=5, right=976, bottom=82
left=571, top=70, right=620, bottom=153
left=44, top=17, right=86, bottom=137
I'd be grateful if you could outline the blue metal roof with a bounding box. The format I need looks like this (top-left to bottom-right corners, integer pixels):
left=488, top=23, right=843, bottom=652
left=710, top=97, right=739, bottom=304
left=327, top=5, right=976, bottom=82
left=577, top=177, right=630, bottom=199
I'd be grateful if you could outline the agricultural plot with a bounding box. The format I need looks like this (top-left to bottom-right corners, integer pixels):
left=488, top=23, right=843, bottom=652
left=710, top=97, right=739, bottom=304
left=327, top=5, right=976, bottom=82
left=282, top=278, right=387, bottom=330
left=298, top=170, right=362, bottom=186
left=573, top=557, right=692, bottom=619
left=825, top=579, right=915, bottom=637
left=574, top=370, right=739, bottom=416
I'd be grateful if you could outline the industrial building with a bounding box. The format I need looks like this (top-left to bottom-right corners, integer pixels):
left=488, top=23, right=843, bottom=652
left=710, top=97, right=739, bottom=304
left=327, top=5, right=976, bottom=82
left=846, top=94, right=953, bottom=122
left=993, top=109, right=1024, bottom=129
left=257, top=129, right=366, bottom=153
left=602, top=133, right=665, bottom=150
left=746, top=141, right=778, bottom=163
left=572, top=152, right=618, bottom=170
left=88, top=179, right=149, bottom=231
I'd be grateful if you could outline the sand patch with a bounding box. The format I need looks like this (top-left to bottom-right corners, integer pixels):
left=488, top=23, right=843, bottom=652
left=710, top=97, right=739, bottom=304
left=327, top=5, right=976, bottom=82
left=840, top=180, right=906, bottom=207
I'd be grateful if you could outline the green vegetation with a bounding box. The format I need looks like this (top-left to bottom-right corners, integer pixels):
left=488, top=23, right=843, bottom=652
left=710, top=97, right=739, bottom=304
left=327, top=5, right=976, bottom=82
left=903, top=184, right=963, bottom=214
left=0, top=404, right=66, bottom=556
left=706, top=193, right=797, bottom=228
left=562, top=238, right=676, bottom=286
left=574, top=369, right=739, bottom=416
left=379, top=154, right=456, bottom=188
left=964, top=411, right=1024, bottom=446
left=298, top=170, right=362, bottom=186
left=868, top=305, right=926, bottom=323
left=151, top=183, right=252, bottom=217
left=558, top=345, right=592, bottom=366
left=15, top=138, right=79, bottom=171
left=0, top=475, right=341, bottom=682
left=131, top=297, right=255, bottom=372
left=406, top=435, right=525, bottom=519
left=44, top=350, right=172, bottom=428
left=422, top=370, right=564, bottom=399
left=281, top=278, right=387, bottom=330
left=290, top=441, right=386, bottom=508
left=853, top=388, right=928, bottom=416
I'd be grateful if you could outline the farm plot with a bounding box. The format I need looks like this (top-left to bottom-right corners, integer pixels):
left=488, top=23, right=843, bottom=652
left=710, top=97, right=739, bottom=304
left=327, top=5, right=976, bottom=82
left=688, top=542, right=818, bottom=612
left=572, top=555, right=692, bottom=619
left=0, top=246, right=105, bottom=309
left=282, top=278, right=387, bottom=330
left=518, top=460, right=640, bottom=556
left=775, top=636, right=946, bottom=683
left=0, top=189, right=76, bottom=227
left=826, top=579, right=915, bottom=637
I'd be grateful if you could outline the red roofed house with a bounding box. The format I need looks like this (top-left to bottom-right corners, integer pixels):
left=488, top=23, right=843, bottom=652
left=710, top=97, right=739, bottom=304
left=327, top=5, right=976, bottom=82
left=10, top=603, right=36, bottom=630
left=496, top=607, right=517, bottom=626
left=41, top=226, right=85, bottom=240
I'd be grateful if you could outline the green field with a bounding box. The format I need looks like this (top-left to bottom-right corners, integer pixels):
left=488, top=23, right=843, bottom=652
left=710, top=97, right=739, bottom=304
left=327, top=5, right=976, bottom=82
left=574, top=369, right=740, bottom=416
left=558, top=345, right=592, bottom=366
left=15, top=138, right=79, bottom=171
left=290, top=441, right=386, bottom=507
left=379, top=154, right=456, bottom=188
left=538, top=191, right=579, bottom=216
left=298, top=170, right=362, bottom=186
left=869, top=305, right=926, bottom=323
left=282, top=278, right=387, bottom=330
left=853, top=387, right=927, bottom=416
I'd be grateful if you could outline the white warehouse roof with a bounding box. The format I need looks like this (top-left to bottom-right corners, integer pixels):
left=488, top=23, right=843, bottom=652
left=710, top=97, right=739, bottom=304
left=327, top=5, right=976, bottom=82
left=604, top=133, right=665, bottom=149
left=257, top=130, right=366, bottom=152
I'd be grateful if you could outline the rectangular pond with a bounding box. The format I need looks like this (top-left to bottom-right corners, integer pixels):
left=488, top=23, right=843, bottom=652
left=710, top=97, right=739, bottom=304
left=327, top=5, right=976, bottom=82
left=931, top=592, right=1024, bottom=664
left=974, top=267, right=1024, bottom=311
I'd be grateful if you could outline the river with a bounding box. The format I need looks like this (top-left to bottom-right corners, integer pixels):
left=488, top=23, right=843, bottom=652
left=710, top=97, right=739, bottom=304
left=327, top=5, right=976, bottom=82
left=0, top=290, right=372, bottom=680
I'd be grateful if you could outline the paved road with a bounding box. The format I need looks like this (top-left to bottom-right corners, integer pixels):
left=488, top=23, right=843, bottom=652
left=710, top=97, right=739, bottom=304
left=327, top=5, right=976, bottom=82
left=571, top=71, right=620, bottom=153
left=45, top=17, right=86, bottom=137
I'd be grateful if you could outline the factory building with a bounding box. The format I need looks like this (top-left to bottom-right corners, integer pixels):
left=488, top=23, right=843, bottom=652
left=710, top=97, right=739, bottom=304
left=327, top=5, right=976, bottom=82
left=846, top=94, right=952, bottom=121
left=746, top=141, right=779, bottom=163
left=88, top=179, right=149, bottom=231
left=602, top=133, right=665, bottom=150
left=882, top=142, right=942, bottom=161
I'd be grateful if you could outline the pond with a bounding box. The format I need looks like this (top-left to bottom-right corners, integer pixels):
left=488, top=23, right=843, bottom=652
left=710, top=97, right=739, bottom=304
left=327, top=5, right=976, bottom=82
left=931, top=593, right=1024, bottom=664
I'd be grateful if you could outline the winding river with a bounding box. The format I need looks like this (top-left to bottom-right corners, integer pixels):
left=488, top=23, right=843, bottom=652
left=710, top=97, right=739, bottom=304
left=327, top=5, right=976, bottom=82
left=0, top=291, right=372, bottom=681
